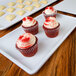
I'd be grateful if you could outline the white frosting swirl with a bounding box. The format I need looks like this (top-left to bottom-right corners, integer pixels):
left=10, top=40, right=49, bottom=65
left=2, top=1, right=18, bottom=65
left=22, top=17, right=36, bottom=27
left=44, top=17, right=58, bottom=29
left=44, top=6, right=56, bottom=15
left=16, top=33, right=36, bottom=49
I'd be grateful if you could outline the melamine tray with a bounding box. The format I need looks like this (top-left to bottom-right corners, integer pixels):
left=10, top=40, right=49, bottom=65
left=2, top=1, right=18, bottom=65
left=0, top=14, right=76, bottom=74
left=0, top=0, right=56, bottom=30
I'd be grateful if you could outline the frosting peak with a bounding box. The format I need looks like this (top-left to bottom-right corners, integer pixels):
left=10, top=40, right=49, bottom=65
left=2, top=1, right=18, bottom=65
left=44, top=6, right=56, bottom=15
left=44, top=17, right=58, bottom=29
left=22, top=17, right=36, bottom=27
left=16, top=33, right=36, bottom=49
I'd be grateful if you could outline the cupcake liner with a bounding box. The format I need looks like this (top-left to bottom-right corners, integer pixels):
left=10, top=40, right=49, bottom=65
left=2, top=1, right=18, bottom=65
left=16, top=37, right=38, bottom=57
left=22, top=21, right=39, bottom=35
left=43, top=23, right=60, bottom=38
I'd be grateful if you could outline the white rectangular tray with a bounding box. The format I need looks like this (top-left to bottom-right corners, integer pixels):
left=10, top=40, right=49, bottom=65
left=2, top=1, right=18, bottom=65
left=0, top=0, right=57, bottom=30
left=54, top=0, right=76, bottom=15
left=0, top=14, right=76, bottom=75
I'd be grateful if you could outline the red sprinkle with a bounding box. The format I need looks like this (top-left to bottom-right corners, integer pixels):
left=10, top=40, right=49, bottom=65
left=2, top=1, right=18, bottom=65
left=46, top=17, right=55, bottom=22
left=33, top=20, right=36, bottom=23
left=44, top=23, right=48, bottom=25
left=19, top=35, right=23, bottom=40
left=45, top=6, right=49, bottom=9
left=27, top=17, right=33, bottom=21
left=46, top=17, right=51, bottom=20
left=45, top=6, right=54, bottom=11
left=23, top=18, right=26, bottom=21
left=45, top=19, right=50, bottom=22
left=21, top=37, right=30, bottom=42
left=49, top=7, right=54, bottom=11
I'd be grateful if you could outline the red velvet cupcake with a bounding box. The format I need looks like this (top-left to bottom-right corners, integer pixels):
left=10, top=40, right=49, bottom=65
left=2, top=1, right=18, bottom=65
left=16, top=33, right=38, bottom=57
left=22, top=17, right=39, bottom=35
left=43, top=6, right=57, bottom=19
left=43, top=17, right=60, bottom=38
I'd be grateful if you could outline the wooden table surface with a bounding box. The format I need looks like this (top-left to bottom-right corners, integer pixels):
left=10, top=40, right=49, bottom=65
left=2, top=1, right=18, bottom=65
left=0, top=0, right=76, bottom=76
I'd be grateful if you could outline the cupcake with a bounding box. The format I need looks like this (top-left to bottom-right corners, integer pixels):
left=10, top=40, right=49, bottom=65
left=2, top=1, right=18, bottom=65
left=22, top=16, right=39, bottom=35
left=43, top=6, right=57, bottom=19
left=16, top=33, right=38, bottom=57
left=43, top=17, right=60, bottom=38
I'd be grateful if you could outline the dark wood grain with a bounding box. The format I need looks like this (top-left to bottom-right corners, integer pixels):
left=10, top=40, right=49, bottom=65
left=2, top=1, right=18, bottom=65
left=0, top=0, right=76, bottom=76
